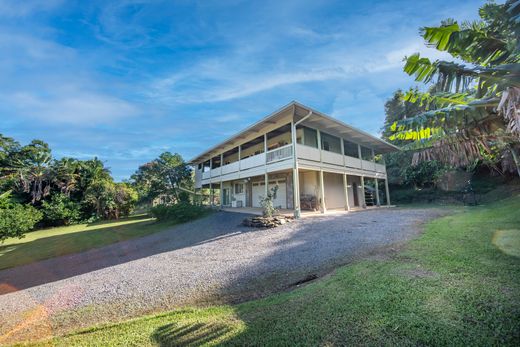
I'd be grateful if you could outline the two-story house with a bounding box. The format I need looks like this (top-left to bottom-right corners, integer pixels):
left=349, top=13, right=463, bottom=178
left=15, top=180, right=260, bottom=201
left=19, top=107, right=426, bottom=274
left=190, top=101, right=399, bottom=217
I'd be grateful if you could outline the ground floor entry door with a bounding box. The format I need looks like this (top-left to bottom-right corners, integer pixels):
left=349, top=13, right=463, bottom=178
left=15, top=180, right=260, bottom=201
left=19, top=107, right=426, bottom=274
left=222, top=188, right=230, bottom=206
left=352, top=182, right=359, bottom=206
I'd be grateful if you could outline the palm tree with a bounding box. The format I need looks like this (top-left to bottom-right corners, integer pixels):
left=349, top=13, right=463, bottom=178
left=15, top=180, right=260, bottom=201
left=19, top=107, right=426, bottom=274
left=387, top=0, right=520, bottom=175
left=12, top=140, right=53, bottom=203
left=52, top=157, right=80, bottom=197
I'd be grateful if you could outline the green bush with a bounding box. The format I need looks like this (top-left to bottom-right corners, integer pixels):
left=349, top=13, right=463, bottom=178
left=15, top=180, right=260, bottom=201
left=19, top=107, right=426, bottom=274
left=149, top=202, right=209, bottom=223
left=0, top=203, right=43, bottom=242
left=41, top=193, right=82, bottom=226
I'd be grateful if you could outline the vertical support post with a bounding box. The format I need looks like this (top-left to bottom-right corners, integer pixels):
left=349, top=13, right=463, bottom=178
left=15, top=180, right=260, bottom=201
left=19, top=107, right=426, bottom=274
left=220, top=181, right=223, bottom=209
left=264, top=133, right=268, bottom=197
left=340, top=137, right=346, bottom=167
left=343, top=173, right=350, bottom=211
left=385, top=178, right=391, bottom=206
left=317, top=129, right=323, bottom=162
left=209, top=182, right=213, bottom=207
left=360, top=176, right=366, bottom=208
left=291, top=121, right=300, bottom=218
left=319, top=170, right=326, bottom=213
left=238, top=145, right=241, bottom=171
left=264, top=172, right=269, bottom=197
left=375, top=178, right=380, bottom=206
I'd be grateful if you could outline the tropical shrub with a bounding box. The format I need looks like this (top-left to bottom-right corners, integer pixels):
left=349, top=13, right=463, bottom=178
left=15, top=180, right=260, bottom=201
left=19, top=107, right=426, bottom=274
left=150, top=202, right=209, bottom=223
left=0, top=192, right=42, bottom=242
left=260, top=185, right=279, bottom=218
left=402, top=160, right=448, bottom=188
left=41, top=193, right=82, bottom=226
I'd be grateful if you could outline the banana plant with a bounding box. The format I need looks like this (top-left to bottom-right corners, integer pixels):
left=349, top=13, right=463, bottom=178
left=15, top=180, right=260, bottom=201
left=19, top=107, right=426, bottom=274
left=387, top=0, right=520, bottom=175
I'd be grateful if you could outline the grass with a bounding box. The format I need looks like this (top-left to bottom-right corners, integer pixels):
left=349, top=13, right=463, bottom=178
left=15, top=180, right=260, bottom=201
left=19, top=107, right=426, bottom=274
left=0, top=214, right=167, bottom=270
left=20, top=195, right=520, bottom=346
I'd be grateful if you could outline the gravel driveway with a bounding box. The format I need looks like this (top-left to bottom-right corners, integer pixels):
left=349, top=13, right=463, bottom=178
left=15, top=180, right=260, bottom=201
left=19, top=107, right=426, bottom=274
left=0, top=208, right=443, bottom=343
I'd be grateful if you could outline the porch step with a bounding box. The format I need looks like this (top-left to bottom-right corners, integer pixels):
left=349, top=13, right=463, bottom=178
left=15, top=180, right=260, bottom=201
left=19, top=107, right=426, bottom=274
left=364, top=188, right=375, bottom=206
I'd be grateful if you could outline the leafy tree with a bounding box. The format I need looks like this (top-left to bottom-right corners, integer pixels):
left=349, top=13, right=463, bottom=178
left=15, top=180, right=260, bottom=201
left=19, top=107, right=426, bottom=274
left=111, top=182, right=138, bottom=218
left=131, top=152, right=192, bottom=203
left=11, top=140, right=54, bottom=203
left=51, top=157, right=80, bottom=197
left=41, top=193, right=82, bottom=226
left=386, top=0, right=520, bottom=175
left=0, top=191, right=42, bottom=243
left=83, top=180, right=137, bottom=219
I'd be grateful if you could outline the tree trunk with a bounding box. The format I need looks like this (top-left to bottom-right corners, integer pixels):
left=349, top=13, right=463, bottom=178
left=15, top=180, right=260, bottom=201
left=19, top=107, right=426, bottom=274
left=510, top=145, right=520, bottom=178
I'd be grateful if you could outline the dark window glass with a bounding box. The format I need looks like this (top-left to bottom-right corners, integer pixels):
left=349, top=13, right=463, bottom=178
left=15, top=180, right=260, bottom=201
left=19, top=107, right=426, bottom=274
left=343, top=140, right=359, bottom=158
left=320, top=132, right=341, bottom=154
left=360, top=146, right=374, bottom=161
left=296, top=125, right=318, bottom=148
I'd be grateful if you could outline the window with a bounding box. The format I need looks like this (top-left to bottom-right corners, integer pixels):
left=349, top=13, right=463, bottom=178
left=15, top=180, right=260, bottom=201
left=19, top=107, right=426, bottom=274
left=360, top=146, right=374, bottom=161
left=211, top=155, right=221, bottom=169
left=343, top=140, right=359, bottom=158
left=320, top=132, right=342, bottom=154
left=197, top=163, right=202, bottom=170
left=203, top=160, right=211, bottom=172
left=234, top=183, right=244, bottom=194
left=296, top=125, right=318, bottom=148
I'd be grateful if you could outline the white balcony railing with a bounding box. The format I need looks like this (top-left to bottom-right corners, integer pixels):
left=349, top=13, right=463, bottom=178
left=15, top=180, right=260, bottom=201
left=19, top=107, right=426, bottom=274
left=241, top=152, right=266, bottom=169
left=345, top=156, right=361, bottom=169
left=221, top=161, right=239, bottom=175
left=375, top=163, right=386, bottom=173
left=321, top=150, right=343, bottom=165
left=296, top=144, right=320, bottom=161
left=266, top=144, right=293, bottom=163
left=361, top=159, right=376, bottom=171
left=202, top=171, right=211, bottom=179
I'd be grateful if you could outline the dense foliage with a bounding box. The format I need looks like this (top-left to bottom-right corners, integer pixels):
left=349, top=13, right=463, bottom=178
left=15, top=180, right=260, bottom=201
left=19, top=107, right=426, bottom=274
left=149, top=202, right=209, bottom=223
left=0, top=134, right=138, bottom=241
left=131, top=152, right=192, bottom=205
left=41, top=193, right=82, bottom=226
left=384, top=0, right=520, bottom=176
left=0, top=192, right=42, bottom=242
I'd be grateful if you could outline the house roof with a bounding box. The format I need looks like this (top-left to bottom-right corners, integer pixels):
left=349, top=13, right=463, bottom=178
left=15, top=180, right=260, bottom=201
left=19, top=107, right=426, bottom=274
left=189, top=101, right=400, bottom=164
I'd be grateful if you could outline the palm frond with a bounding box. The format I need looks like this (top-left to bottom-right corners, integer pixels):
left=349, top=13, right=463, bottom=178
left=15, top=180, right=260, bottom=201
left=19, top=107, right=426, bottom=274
left=403, top=89, right=472, bottom=109
left=498, top=86, right=520, bottom=136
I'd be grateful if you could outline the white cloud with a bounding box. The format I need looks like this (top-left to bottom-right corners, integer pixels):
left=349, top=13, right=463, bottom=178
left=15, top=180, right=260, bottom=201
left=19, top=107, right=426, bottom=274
left=0, top=0, right=63, bottom=17
left=4, top=91, right=138, bottom=125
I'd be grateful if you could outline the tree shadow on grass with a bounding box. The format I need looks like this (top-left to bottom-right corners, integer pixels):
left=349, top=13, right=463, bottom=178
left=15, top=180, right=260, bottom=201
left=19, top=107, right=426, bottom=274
left=152, top=321, right=233, bottom=347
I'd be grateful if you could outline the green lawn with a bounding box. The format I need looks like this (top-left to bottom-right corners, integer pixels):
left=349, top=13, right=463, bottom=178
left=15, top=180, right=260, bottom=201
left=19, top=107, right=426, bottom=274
left=23, top=196, right=520, bottom=346
left=0, top=215, right=168, bottom=270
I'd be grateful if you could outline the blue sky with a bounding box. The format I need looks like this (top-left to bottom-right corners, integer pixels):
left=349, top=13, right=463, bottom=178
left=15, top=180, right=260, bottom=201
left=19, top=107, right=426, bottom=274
left=0, top=0, right=484, bottom=180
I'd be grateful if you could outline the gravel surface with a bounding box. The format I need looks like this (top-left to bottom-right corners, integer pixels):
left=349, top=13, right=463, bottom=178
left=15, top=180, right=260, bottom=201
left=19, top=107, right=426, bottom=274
left=0, top=208, right=444, bottom=343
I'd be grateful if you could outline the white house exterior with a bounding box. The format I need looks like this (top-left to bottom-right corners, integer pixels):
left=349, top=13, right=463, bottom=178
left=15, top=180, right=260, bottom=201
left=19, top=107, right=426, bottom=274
left=190, top=101, right=399, bottom=217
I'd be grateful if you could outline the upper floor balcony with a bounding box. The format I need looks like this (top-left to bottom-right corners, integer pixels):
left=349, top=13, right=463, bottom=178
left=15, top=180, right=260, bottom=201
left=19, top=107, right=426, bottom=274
left=197, top=129, right=385, bottom=183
